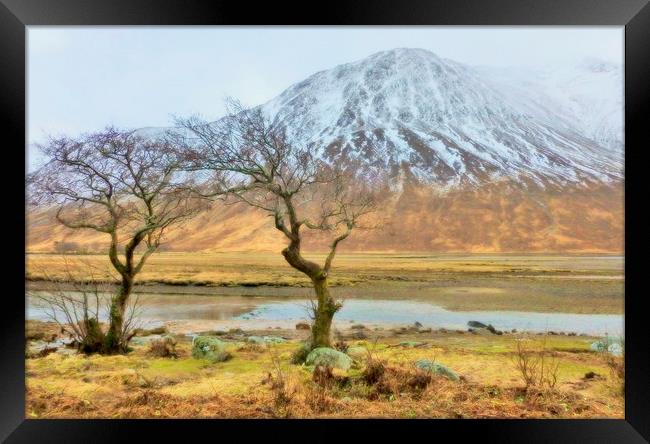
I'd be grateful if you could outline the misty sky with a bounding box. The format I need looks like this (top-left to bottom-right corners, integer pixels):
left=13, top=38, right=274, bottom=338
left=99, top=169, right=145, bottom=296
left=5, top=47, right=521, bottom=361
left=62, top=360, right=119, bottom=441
left=27, top=26, right=623, bottom=169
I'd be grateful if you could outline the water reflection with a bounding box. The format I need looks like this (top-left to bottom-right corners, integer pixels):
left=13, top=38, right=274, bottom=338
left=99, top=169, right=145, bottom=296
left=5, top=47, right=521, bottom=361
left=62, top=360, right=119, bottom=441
left=26, top=291, right=623, bottom=336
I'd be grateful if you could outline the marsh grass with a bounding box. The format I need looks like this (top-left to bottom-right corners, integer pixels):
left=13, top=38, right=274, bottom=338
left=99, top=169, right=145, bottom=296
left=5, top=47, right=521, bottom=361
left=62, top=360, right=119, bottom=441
left=26, top=253, right=623, bottom=314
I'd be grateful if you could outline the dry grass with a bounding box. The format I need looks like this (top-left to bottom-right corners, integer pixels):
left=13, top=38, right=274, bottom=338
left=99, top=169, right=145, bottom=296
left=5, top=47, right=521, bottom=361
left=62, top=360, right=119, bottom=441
left=26, top=329, right=624, bottom=419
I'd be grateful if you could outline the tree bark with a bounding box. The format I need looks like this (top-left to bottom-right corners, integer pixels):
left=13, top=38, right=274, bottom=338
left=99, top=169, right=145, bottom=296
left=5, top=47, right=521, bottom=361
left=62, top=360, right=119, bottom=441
left=104, top=274, right=133, bottom=353
left=309, top=275, right=340, bottom=348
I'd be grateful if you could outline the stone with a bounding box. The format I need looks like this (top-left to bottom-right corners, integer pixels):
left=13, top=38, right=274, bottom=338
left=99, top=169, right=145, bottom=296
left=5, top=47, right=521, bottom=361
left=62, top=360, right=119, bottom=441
left=305, top=347, right=353, bottom=371
left=191, top=336, right=231, bottom=363
left=247, top=335, right=287, bottom=344
left=131, top=334, right=165, bottom=346
left=346, top=346, right=367, bottom=360
left=468, top=321, right=488, bottom=329
left=415, top=359, right=460, bottom=381
left=590, top=338, right=624, bottom=356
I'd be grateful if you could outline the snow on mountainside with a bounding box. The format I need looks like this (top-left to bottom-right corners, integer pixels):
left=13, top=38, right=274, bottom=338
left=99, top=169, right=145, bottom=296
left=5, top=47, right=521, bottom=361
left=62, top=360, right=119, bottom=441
left=257, top=48, right=622, bottom=187
left=477, top=57, right=623, bottom=156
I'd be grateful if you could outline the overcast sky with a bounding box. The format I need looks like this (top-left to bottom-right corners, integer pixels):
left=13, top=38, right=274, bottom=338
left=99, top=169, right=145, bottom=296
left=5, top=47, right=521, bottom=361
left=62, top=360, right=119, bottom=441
left=27, top=26, right=623, bottom=169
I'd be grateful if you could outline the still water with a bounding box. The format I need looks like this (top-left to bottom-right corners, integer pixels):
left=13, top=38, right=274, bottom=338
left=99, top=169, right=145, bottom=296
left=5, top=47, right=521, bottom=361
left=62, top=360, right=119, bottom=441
left=26, top=291, right=623, bottom=336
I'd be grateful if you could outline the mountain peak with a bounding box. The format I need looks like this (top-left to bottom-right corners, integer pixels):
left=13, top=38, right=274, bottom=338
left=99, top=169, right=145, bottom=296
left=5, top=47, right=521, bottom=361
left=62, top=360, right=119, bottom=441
left=261, top=49, right=622, bottom=187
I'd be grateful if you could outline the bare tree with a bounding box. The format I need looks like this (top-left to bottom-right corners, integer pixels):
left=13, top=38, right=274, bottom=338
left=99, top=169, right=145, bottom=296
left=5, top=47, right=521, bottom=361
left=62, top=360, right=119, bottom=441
left=27, top=128, right=200, bottom=353
left=175, top=101, right=377, bottom=348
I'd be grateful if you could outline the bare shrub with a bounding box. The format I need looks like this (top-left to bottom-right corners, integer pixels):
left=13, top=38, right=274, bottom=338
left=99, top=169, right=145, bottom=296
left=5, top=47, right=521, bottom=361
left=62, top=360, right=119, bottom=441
left=29, top=258, right=143, bottom=354
left=263, top=346, right=298, bottom=418
left=361, top=337, right=386, bottom=385
left=512, top=335, right=561, bottom=389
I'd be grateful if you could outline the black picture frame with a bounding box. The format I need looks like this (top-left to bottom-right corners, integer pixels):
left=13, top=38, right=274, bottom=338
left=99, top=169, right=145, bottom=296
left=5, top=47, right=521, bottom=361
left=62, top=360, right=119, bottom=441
left=3, top=0, right=648, bottom=442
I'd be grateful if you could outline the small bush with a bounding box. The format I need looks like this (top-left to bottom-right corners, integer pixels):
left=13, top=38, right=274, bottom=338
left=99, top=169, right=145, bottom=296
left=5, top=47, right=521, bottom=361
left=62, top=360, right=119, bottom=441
left=290, top=342, right=312, bottom=365
left=362, top=360, right=386, bottom=385
left=312, top=365, right=335, bottom=388
left=406, top=370, right=432, bottom=391
left=147, top=337, right=177, bottom=358
left=334, top=340, right=349, bottom=353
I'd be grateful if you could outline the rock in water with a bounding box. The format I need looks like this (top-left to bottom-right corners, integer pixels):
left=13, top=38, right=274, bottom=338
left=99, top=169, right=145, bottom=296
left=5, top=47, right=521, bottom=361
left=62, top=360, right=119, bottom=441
left=191, top=336, right=231, bottom=363
left=415, top=359, right=460, bottom=381
left=306, top=347, right=353, bottom=371
left=468, top=321, right=488, bottom=329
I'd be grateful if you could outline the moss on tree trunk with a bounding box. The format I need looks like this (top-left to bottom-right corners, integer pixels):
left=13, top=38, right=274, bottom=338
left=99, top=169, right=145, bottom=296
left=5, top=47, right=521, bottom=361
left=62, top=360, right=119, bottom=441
left=310, top=276, right=340, bottom=348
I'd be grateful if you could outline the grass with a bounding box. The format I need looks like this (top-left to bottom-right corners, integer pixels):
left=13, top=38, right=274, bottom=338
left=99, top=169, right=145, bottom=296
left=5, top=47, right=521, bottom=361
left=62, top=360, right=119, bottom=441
left=26, top=252, right=623, bottom=314
left=26, top=325, right=623, bottom=419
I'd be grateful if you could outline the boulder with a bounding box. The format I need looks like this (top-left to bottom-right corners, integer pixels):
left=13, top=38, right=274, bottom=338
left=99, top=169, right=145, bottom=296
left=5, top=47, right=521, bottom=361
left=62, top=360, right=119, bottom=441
left=295, top=322, right=311, bottom=330
left=131, top=334, right=165, bottom=346
left=247, top=336, right=265, bottom=344
left=346, top=346, right=368, bottom=360
left=415, top=359, right=460, bottom=381
left=607, top=342, right=623, bottom=356
left=467, top=321, right=502, bottom=335
left=590, top=338, right=624, bottom=356
left=306, top=347, right=353, bottom=371
left=191, top=336, right=231, bottom=363
left=247, top=335, right=287, bottom=344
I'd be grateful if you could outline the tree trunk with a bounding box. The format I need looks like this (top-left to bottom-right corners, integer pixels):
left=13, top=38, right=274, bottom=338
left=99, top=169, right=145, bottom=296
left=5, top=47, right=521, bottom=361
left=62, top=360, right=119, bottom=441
left=104, top=274, right=133, bottom=353
left=310, top=276, right=340, bottom=348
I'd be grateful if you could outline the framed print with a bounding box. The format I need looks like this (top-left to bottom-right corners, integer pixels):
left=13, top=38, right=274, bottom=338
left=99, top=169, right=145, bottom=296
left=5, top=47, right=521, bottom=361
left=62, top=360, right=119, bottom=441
left=2, top=0, right=649, bottom=441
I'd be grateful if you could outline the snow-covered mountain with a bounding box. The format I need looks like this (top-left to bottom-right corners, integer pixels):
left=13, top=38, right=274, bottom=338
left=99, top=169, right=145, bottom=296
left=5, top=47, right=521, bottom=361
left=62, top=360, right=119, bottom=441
left=29, top=48, right=625, bottom=254
left=477, top=57, right=623, bottom=156
left=258, top=48, right=622, bottom=187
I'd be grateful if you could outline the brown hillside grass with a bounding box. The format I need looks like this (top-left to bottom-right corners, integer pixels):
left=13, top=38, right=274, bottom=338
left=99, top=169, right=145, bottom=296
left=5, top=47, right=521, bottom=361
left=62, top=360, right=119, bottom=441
left=27, top=182, right=623, bottom=254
